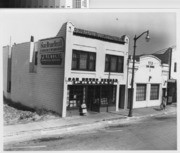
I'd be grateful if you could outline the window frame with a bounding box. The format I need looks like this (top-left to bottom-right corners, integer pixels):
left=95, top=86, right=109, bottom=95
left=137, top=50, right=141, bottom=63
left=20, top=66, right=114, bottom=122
left=136, top=84, right=147, bottom=101
left=71, top=50, right=96, bottom=71
left=150, top=84, right=159, bottom=100
left=105, top=54, right=124, bottom=73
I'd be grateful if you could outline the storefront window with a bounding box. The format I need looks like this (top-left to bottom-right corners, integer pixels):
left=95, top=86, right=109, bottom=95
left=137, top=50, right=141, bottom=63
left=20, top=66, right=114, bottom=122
left=136, top=84, right=146, bottom=101
left=150, top=84, right=159, bottom=100
left=101, top=85, right=116, bottom=106
left=105, top=54, right=124, bottom=73
left=68, top=85, right=83, bottom=109
left=72, top=50, right=96, bottom=71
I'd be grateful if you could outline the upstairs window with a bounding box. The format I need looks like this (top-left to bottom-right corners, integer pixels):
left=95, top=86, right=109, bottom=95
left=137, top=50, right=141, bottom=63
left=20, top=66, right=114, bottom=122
left=72, top=50, right=96, bottom=71
left=105, top=54, right=124, bottom=73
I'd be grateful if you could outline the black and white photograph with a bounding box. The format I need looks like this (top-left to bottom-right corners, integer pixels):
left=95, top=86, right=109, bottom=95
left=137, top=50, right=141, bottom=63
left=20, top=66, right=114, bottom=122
left=0, top=0, right=179, bottom=152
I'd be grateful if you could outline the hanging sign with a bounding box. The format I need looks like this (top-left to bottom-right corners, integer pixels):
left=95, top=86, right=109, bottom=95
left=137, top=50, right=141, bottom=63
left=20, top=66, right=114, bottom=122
left=40, top=37, right=64, bottom=66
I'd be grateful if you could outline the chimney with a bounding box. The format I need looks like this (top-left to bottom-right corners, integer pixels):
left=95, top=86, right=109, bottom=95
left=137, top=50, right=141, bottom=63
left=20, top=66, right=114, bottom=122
left=30, top=36, right=34, bottom=42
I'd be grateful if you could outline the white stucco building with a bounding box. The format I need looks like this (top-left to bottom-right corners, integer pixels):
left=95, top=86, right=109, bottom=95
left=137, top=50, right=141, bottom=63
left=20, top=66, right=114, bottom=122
left=128, top=55, right=169, bottom=108
left=3, top=22, right=129, bottom=117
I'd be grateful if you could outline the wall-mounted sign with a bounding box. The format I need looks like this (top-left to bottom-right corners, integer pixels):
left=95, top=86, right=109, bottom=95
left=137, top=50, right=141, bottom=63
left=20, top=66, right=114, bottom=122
left=40, top=53, right=63, bottom=65
left=40, top=37, right=64, bottom=66
left=146, top=61, right=154, bottom=68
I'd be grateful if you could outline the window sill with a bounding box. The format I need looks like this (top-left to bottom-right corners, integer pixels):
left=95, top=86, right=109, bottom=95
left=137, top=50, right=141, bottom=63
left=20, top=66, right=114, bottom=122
left=104, top=72, right=124, bottom=76
left=71, top=70, right=96, bottom=75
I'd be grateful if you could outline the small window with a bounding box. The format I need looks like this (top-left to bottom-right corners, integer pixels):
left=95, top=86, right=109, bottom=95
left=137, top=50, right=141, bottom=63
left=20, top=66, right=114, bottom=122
left=136, top=84, right=146, bottom=101
left=174, top=62, right=177, bottom=72
left=150, top=84, right=159, bottom=100
left=72, top=52, right=78, bottom=70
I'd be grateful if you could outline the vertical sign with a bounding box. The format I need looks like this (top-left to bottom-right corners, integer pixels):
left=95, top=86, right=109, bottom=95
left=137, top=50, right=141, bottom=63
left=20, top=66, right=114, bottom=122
left=40, top=37, right=64, bottom=66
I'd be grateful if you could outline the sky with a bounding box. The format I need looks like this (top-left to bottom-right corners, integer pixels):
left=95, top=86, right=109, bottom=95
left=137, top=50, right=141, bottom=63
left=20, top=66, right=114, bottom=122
left=0, top=10, right=176, bottom=55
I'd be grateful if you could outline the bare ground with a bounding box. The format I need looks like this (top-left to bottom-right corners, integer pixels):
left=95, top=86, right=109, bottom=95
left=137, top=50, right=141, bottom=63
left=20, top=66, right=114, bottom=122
left=3, top=104, right=60, bottom=126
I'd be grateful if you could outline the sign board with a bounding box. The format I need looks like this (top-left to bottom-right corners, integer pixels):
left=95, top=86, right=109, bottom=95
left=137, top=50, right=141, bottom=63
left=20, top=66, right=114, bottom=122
left=40, top=37, right=64, bottom=66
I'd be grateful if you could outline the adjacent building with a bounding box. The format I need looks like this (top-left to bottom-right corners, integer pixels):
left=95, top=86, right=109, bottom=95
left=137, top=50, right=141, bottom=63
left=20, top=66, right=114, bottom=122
left=153, top=47, right=177, bottom=104
left=3, top=22, right=129, bottom=117
left=128, top=54, right=169, bottom=108
left=7, top=0, right=90, bottom=8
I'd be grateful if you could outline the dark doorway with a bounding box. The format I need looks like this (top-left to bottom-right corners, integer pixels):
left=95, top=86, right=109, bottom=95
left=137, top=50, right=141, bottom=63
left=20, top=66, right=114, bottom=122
left=87, top=86, right=100, bottom=112
left=162, top=88, right=166, bottom=97
left=167, top=80, right=177, bottom=104
left=119, top=85, right=125, bottom=109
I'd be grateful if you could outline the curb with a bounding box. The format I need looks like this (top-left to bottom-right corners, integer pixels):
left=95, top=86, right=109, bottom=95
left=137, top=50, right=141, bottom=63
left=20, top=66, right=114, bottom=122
left=4, top=109, right=176, bottom=145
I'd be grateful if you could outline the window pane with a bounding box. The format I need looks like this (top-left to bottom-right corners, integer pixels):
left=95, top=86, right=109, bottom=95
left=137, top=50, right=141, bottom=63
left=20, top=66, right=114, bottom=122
left=76, top=0, right=81, bottom=8
left=150, top=84, right=159, bottom=100
left=72, top=52, right=78, bottom=69
left=105, top=55, right=110, bottom=72
left=136, top=84, right=146, bottom=101
left=117, top=56, right=124, bottom=73
left=79, top=52, right=88, bottom=70
left=110, top=56, right=117, bottom=72
left=89, top=53, right=95, bottom=71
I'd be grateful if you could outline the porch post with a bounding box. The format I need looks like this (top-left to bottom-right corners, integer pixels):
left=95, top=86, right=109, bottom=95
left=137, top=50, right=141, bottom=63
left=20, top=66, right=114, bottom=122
left=116, top=82, right=120, bottom=111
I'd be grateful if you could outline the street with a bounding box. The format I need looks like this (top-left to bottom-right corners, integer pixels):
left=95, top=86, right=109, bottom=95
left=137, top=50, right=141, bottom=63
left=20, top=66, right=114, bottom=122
left=4, top=113, right=177, bottom=151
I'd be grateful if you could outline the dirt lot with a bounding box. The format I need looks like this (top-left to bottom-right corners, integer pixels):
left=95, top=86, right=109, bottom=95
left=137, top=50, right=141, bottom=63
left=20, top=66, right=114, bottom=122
left=4, top=104, right=60, bottom=126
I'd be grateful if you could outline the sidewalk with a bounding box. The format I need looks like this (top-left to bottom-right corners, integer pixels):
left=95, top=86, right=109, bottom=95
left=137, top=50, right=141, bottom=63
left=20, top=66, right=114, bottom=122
left=4, top=104, right=177, bottom=144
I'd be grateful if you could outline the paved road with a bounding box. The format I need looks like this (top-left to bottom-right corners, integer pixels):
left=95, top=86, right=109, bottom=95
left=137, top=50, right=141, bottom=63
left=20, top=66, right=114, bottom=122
left=4, top=113, right=177, bottom=151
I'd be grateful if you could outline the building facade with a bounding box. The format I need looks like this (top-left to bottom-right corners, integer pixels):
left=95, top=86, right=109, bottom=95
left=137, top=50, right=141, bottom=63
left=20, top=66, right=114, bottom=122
left=3, top=22, right=129, bottom=117
left=153, top=47, right=177, bottom=104
left=7, top=0, right=89, bottom=8
left=128, top=55, right=169, bottom=108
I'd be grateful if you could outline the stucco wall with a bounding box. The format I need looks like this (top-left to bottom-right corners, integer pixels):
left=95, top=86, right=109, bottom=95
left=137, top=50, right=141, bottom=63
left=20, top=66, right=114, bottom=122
left=3, top=23, right=67, bottom=115
left=3, top=46, right=10, bottom=98
left=128, top=55, right=163, bottom=108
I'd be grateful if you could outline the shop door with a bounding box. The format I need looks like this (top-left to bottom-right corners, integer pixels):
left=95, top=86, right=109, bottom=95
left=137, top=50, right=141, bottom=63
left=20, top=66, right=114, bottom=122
left=87, top=86, right=100, bottom=112
left=119, top=85, right=125, bottom=109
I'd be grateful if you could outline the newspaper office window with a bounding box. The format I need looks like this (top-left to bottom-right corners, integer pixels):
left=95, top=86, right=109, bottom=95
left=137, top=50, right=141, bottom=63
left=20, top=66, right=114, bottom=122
left=150, top=84, right=159, bottom=100
left=72, top=50, right=96, bottom=71
left=105, top=54, right=124, bottom=73
left=136, top=84, right=146, bottom=101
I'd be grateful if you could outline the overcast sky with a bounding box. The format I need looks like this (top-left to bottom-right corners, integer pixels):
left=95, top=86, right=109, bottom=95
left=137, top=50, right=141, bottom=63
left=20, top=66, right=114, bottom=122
left=0, top=10, right=176, bottom=55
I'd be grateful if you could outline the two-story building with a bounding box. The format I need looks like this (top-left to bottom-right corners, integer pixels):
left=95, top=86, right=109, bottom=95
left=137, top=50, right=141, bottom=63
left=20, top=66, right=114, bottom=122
left=3, top=22, right=129, bottom=117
